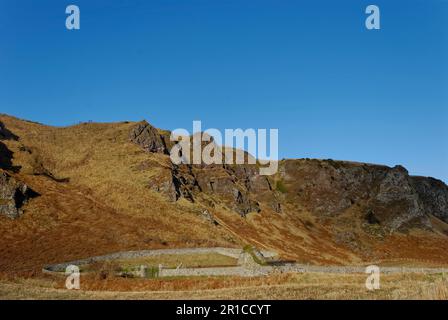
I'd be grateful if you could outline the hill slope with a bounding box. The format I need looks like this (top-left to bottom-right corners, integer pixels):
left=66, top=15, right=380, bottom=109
left=1, top=114, right=448, bottom=274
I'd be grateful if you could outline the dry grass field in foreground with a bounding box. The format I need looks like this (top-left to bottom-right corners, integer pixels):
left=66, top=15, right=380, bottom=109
left=1, top=273, right=448, bottom=300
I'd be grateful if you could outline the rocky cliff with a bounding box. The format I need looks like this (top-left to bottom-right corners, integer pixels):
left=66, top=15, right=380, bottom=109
left=1, top=114, right=448, bottom=270
left=128, top=122, right=448, bottom=233
left=411, top=176, right=448, bottom=223
left=279, top=160, right=441, bottom=232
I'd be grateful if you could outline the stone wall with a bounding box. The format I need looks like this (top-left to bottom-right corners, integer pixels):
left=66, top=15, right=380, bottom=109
left=42, top=246, right=448, bottom=278
left=42, top=247, right=277, bottom=274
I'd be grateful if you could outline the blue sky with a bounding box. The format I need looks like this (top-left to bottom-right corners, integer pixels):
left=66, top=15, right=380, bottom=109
left=0, top=0, right=447, bottom=181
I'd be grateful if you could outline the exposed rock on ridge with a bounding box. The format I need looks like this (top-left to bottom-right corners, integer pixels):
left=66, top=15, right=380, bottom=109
left=129, top=120, right=167, bottom=154
left=130, top=121, right=448, bottom=232
left=411, top=176, right=448, bottom=223
left=280, top=160, right=443, bottom=232
left=0, top=170, right=35, bottom=219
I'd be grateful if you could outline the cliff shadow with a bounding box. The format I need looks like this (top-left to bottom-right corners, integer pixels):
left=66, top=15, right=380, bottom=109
left=0, top=121, right=19, bottom=141
left=0, top=142, right=21, bottom=173
left=0, top=121, right=21, bottom=173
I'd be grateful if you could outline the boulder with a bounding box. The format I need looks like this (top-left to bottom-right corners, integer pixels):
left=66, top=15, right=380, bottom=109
left=129, top=121, right=167, bottom=154
left=0, top=170, right=35, bottom=219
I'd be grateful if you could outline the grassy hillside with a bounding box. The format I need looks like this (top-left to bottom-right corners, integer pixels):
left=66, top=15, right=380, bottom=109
left=1, top=114, right=448, bottom=276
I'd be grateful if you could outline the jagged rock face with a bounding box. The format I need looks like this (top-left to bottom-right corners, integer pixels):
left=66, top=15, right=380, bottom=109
left=229, top=165, right=271, bottom=192
left=172, top=165, right=198, bottom=202
left=281, top=159, right=386, bottom=216
left=130, top=123, right=275, bottom=215
left=369, top=165, right=431, bottom=231
left=128, top=122, right=448, bottom=228
left=191, top=164, right=261, bottom=216
left=148, top=163, right=261, bottom=216
left=280, top=160, right=435, bottom=231
left=0, top=170, right=33, bottom=219
left=411, top=176, right=448, bottom=223
left=147, top=168, right=179, bottom=202
left=225, top=165, right=281, bottom=213
left=147, top=165, right=199, bottom=203
left=0, top=122, right=37, bottom=218
left=129, top=121, right=167, bottom=154
left=129, top=121, right=282, bottom=216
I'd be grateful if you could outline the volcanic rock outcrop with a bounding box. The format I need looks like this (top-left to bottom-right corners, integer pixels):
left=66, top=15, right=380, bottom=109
left=411, top=176, right=448, bottom=223
left=280, top=159, right=444, bottom=232
left=129, top=120, right=167, bottom=154
left=0, top=170, right=35, bottom=219
left=128, top=121, right=448, bottom=228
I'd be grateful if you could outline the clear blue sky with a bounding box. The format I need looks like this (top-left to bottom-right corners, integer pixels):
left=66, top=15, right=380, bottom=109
left=1, top=0, right=447, bottom=181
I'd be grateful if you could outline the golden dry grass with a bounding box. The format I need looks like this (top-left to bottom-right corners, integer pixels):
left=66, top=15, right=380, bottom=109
left=2, top=113, right=448, bottom=284
left=0, top=115, right=241, bottom=272
left=113, top=253, right=238, bottom=269
left=1, top=272, right=448, bottom=300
